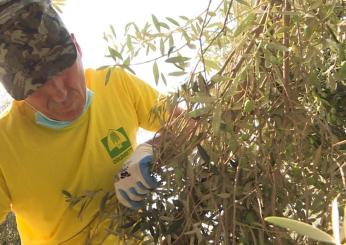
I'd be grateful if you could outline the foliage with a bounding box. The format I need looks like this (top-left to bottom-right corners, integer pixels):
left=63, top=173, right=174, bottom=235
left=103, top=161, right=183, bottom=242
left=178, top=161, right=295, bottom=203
left=90, top=0, right=346, bottom=244
left=0, top=213, right=20, bottom=244
left=51, top=0, right=66, bottom=13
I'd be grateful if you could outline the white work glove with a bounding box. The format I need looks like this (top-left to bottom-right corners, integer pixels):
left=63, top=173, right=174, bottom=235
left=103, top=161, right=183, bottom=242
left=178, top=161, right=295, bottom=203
left=114, top=143, right=158, bottom=209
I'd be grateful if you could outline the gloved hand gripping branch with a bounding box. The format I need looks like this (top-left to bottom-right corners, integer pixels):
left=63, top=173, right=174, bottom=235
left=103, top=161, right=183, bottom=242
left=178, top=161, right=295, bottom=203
left=114, top=143, right=158, bottom=209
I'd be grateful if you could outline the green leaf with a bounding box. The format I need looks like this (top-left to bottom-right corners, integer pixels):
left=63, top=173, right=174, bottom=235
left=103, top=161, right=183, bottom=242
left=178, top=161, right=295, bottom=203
left=103, top=32, right=109, bottom=42
left=99, top=191, right=111, bottom=215
left=212, top=107, right=222, bottom=134
left=152, top=14, right=161, bottom=32
left=166, top=17, right=180, bottom=26
left=191, top=24, right=198, bottom=35
left=126, top=36, right=133, bottom=52
left=168, top=45, right=175, bottom=57
left=282, top=11, right=300, bottom=16
left=120, top=219, right=136, bottom=229
left=109, top=24, right=116, bottom=38
left=182, top=30, right=191, bottom=43
left=179, top=15, right=190, bottom=21
left=188, top=95, right=216, bottom=103
left=265, top=217, right=336, bottom=244
left=105, top=68, right=112, bottom=85
left=168, top=71, right=187, bottom=76
left=148, top=43, right=156, bottom=52
left=131, top=221, right=142, bottom=235
left=160, top=38, right=165, bottom=55
left=153, top=62, right=159, bottom=85
left=197, top=144, right=210, bottom=163
left=309, top=0, right=322, bottom=10
left=204, top=59, right=220, bottom=70
left=62, top=190, right=72, bottom=198
left=165, top=56, right=190, bottom=64
left=343, top=206, right=346, bottom=244
left=244, top=100, right=255, bottom=113
left=125, top=22, right=135, bottom=33
left=161, top=73, right=167, bottom=86
left=223, top=0, right=228, bottom=16
left=123, top=57, right=130, bottom=66
left=160, top=21, right=170, bottom=30
left=121, top=65, right=136, bottom=75
left=211, top=74, right=232, bottom=83
left=267, top=42, right=289, bottom=52
left=186, top=107, right=209, bottom=118
left=208, top=11, right=216, bottom=17
left=108, top=47, right=122, bottom=61
left=217, top=193, right=231, bottom=198
left=233, top=12, right=256, bottom=37
left=235, top=0, right=250, bottom=7
left=336, top=61, right=346, bottom=80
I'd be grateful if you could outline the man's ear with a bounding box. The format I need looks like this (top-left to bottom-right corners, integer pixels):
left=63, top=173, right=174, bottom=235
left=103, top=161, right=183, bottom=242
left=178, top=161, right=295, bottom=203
left=70, top=33, right=82, bottom=57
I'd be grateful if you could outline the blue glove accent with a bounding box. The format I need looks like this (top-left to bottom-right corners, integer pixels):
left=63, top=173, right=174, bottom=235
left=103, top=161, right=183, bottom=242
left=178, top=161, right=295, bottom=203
left=129, top=187, right=147, bottom=197
left=139, top=155, right=158, bottom=189
left=119, top=189, right=145, bottom=210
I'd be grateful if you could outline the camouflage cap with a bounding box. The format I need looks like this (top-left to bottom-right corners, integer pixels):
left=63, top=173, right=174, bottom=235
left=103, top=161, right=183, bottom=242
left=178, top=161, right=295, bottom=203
left=0, top=0, right=77, bottom=100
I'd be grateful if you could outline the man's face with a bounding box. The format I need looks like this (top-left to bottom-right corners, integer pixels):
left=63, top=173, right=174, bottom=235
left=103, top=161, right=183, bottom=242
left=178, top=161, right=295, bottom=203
left=25, top=37, right=86, bottom=121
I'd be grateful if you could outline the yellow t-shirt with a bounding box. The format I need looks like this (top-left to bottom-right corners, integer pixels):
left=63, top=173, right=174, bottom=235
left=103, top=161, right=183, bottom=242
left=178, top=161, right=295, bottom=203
left=0, top=68, right=162, bottom=244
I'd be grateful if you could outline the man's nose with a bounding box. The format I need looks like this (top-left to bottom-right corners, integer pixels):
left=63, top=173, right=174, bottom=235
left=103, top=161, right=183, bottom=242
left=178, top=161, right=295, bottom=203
left=48, top=77, right=68, bottom=102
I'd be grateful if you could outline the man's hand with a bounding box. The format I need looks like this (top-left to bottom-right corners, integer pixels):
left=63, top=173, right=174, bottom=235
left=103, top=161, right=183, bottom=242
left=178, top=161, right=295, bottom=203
left=114, top=143, right=158, bottom=209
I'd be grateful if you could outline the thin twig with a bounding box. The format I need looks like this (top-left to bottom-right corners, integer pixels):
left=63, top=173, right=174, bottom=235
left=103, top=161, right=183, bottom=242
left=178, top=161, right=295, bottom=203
left=222, top=2, right=270, bottom=78
left=332, top=140, right=346, bottom=148
left=232, top=166, right=240, bottom=245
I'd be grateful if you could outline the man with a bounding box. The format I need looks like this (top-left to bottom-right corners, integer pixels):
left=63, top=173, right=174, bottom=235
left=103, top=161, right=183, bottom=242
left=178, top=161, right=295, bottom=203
left=0, top=0, right=163, bottom=244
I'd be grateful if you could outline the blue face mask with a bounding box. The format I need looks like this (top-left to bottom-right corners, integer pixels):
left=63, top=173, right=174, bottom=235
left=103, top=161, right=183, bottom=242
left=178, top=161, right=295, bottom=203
left=35, top=88, right=94, bottom=129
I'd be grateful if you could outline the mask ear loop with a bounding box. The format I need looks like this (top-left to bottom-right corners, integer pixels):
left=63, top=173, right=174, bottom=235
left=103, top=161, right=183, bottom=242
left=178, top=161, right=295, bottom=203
left=24, top=100, right=40, bottom=114
left=24, top=100, right=57, bottom=121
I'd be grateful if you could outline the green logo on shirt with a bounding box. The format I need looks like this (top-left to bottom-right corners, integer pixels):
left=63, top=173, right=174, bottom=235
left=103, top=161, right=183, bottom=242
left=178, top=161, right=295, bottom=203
left=101, top=127, right=132, bottom=164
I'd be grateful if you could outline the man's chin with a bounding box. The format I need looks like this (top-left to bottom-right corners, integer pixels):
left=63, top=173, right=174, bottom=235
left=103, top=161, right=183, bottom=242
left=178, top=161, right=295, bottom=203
left=61, top=110, right=84, bottom=121
left=50, top=107, right=84, bottom=121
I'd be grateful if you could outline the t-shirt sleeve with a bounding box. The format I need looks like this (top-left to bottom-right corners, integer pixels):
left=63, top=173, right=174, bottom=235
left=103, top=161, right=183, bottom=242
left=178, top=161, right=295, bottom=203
left=0, top=168, right=11, bottom=224
left=118, top=69, right=166, bottom=132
